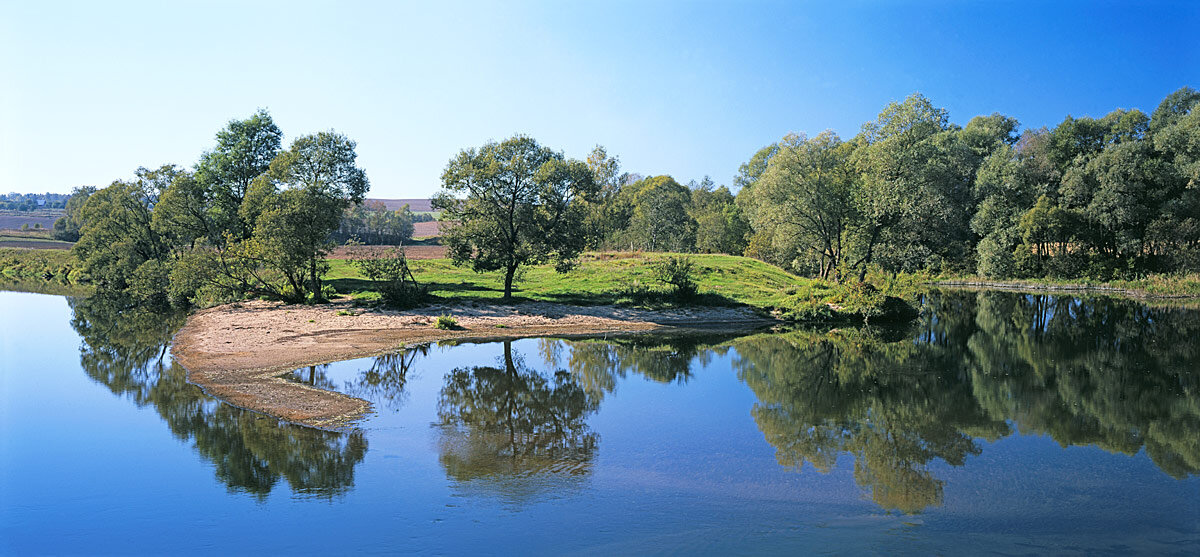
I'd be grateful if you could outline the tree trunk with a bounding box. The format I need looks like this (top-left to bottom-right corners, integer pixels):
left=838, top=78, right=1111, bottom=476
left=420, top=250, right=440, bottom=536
left=503, top=264, right=517, bottom=300
left=310, top=258, right=322, bottom=302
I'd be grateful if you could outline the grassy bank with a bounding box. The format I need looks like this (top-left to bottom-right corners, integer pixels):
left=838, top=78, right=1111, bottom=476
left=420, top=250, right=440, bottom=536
left=0, top=247, right=87, bottom=283
left=328, top=252, right=914, bottom=321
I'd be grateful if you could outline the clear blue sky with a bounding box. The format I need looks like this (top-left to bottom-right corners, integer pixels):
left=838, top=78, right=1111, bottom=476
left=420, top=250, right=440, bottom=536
left=2, top=0, right=1196, bottom=197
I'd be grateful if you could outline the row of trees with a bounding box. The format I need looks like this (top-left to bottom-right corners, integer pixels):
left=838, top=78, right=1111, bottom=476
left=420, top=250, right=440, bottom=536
left=66, top=110, right=371, bottom=305
left=735, top=87, right=1200, bottom=280
left=435, top=87, right=1196, bottom=300
left=331, top=200, right=417, bottom=245
left=61, top=87, right=1198, bottom=306
left=0, top=192, right=69, bottom=211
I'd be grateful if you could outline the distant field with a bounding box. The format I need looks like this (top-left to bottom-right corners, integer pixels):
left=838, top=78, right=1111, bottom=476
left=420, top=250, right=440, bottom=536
left=366, top=198, right=433, bottom=212
left=0, top=214, right=59, bottom=230
left=413, top=221, right=441, bottom=238
left=0, top=232, right=72, bottom=250
left=327, top=244, right=446, bottom=260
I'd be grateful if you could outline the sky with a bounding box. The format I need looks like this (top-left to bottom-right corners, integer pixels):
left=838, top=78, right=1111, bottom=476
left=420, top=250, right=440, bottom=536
left=1, top=0, right=1197, bottom=197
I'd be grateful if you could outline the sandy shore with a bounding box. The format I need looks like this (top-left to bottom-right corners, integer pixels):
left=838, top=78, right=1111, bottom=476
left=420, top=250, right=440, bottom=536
left=172, top=299, right=775, bottom=429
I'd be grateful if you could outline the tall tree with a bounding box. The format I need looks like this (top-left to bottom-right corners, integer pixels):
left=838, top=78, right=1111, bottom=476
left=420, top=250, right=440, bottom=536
left=749, top=131, right=857, bottom=279
left=194, top=109, right=283, bottom=241
left=259, top=131, right=370, bottom=300
left=852, top=93, right=975, bottom=278
left=73, top=165, right=182, bottom=294
left=434, top=135, right=597, bottom=299
left=614, top=175, right=696, bottom=252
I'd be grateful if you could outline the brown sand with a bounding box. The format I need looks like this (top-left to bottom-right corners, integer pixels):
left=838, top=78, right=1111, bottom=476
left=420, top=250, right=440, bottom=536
left=172, top=299, right=775, bottom=429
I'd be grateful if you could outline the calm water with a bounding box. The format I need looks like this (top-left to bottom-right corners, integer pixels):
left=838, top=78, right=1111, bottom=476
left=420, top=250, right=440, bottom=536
left=1, top=288, right=1198, bottom=554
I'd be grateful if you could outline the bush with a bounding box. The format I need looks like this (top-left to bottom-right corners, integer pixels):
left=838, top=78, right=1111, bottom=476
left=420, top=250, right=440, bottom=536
left=653, top=255, right=698, bottom=300
left=348, top=243, right=424, bottom=307
left=434, top=314, right=458, bottom=330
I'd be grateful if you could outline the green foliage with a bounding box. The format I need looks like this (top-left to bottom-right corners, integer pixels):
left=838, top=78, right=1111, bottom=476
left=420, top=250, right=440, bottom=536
left=194, top=109, right=283, bottom=241
left=0, top=247, right=86, bottom=283
left=689, top=177, right=749, bottom=255
left=334, top=201, right=415, bottom=245
left=652, top=255, right=698, bottom=299
left=72, top=167, right=176, bottom=293
left=347, top=243, right=424, bottom=307
left=733, top=87, right=1199, bottom=282
left=434, top=135, right=598, bottom=299
left=613, top=175, right=696, bottom=252
left=434, top=314, right=458, bottom=330
left=745, top=131, right=857, bottom=278
left=52, top=185, right=96, bottom=242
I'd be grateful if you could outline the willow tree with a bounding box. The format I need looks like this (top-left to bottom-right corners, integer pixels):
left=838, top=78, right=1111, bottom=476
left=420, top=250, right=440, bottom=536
left=434, top=135, right=597, bottom=299
left=747, top=131, right=857, bottom=279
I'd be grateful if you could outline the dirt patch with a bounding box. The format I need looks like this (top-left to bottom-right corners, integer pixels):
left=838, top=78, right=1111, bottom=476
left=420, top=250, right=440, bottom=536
left=173, top=299, right=776, bottom=429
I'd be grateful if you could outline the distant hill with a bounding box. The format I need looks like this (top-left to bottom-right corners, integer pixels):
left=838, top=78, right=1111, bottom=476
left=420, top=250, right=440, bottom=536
left=366, top=198, right=434, bottom=212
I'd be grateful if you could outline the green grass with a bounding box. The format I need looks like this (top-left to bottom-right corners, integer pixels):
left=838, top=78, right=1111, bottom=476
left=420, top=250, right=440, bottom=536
left=328, top=252, right=912, bottom=321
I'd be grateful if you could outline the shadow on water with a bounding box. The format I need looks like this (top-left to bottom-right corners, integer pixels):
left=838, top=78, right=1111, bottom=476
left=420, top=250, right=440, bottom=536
left=68, top=294, right=367, bottom=500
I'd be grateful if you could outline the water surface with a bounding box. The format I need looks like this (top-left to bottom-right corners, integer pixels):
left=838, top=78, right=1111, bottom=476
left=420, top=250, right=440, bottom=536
left=1, top=289, right=1198, bottom=554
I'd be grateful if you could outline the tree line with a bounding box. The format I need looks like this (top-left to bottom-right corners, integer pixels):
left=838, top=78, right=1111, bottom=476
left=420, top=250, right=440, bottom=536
left=58, top=86, right=1197, bottom=308
left=736, top=87, right=1199, bottom=280
left=60, top=110, right=371, bottom=305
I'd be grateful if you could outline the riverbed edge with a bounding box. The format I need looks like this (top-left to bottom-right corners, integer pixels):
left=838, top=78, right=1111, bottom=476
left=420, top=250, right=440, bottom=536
left=170, top=299, right=781, bottom=430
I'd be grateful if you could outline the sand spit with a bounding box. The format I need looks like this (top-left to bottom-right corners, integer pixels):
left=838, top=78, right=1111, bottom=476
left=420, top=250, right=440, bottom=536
left=172, top=299, right=775, bottom=429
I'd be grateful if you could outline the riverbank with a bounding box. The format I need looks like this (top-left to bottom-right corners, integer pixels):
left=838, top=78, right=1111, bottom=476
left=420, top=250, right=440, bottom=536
left=172, top=298, right=777, bottom=429
left=933, top=273, right=1200, bottom=299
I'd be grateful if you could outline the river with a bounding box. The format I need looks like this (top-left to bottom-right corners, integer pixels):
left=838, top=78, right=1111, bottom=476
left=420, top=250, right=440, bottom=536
left=1, top=288, right=1197, bottom=554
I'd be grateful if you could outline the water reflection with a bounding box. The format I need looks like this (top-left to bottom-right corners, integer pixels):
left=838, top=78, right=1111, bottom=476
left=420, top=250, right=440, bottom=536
left=733, top=290, right=1200, bottom=513
left=435, top=341, right=598, bottom=502
left=68, top=295, right=367, bottom=499
left=540, top=335, right=734, bottom=401
left=61, top=289, right=1200, bottom=512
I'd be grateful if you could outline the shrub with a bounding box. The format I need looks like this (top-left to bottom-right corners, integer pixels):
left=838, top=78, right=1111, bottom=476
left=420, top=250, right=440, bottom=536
left=653, top=255, right=698, bottom=300
left=434, top=314, right=458, bottom=330
left=348, top=243, right=424, bottom=307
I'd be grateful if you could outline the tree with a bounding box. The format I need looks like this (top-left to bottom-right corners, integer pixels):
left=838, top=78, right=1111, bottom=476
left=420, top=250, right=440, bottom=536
left=581, top=145, right=627, bottom=248
left=851, top=93, right=976, bottom=278
left=73, top=165, right=182, bottom=296
left=52, top=185, right=96, bottom=241
left=152, top=171, right=212, bottom=250
left=173, top=131, right=370, bottom=304
left=194, top=109, right=283, bottom=241
left=433, top=135, right=597, bottom=299
left=255, top=131, right=370, bottom=301
left=747, top=131, right=857, bottom=279
left=689, top=177, right=749, bottom=255
left=614, top=175, right=695, bottom=252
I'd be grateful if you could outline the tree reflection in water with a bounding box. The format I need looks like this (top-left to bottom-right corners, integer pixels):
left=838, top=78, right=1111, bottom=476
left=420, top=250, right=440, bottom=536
left=732, top=290, right=1200, bottom=514
left=435, top=341, right=598, bottom=503
left=69, top=295, right=367, bottom=500
left=63, top=289, right=1200, bottom=511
